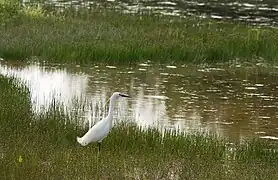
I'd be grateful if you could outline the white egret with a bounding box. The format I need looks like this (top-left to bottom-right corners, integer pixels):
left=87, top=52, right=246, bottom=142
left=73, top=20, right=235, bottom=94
left=77, top=92, right=130, bottom=151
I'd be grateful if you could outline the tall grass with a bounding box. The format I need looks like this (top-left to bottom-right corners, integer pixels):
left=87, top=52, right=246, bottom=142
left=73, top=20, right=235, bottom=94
left=0, top=2, right=278, bottom=65
left=0, top=75, right=278, bottom=179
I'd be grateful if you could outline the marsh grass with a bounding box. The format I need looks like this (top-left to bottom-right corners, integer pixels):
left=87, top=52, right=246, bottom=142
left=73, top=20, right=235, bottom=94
left=1, top=2, right=278, bottom=64
left=0, top=76, right=278, bottom=179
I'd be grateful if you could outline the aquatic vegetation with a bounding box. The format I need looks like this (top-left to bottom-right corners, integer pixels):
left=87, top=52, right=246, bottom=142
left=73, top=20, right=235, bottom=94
left=0, top=75, right=278, bottom=179
left=0, top=0, right=20, bottom=26
left=1, top=2, right=278, bottom=64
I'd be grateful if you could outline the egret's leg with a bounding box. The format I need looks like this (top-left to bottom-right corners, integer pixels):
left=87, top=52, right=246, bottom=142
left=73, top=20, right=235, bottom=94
left=98, top=142, right=101, bottom=152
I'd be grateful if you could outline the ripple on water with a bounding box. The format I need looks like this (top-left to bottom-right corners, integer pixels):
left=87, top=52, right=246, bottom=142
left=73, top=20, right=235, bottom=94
left=139, top=63, right=151, bottom=67
left=260, top=136, right=278, bottom=140
left=206, top=89, right=221, bottom=92
left=255, top=131, right=266, bottom=135
left=243, top=3, right=256, bottom=7
left=157, top=1, right=177, bottom=6
left=168, top=73, right=184, bottom=77
left=258, top=95, right=275, bottom=99
left=255, top=83, right=264, bottom=87
left=207, top=121, right=234, bottom=125
left=138, top=68, right=147, bottom=71
left=219, top=96, right=229, bottom=100
left=258, top=116, right=271, bottom=119
left=143, top=95, right=169, bottom=100
left=245, top=86, right=258, bottom=90
left=263, top=105, right=277, bottom=108
left=166, top=65, right=177, bottom=69
left=92, top=81, right=108, bottom=84
left=209, top=67, right=226, bottom=71
left=106, top=66, right=117, bottom=69
left=244, top=93, right=262, bottom=96
left=203, top=109, right=217, bottom=112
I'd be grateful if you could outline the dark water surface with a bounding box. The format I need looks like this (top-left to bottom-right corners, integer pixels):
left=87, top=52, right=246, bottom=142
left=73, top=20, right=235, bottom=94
left=1, top=60, right=278, bottom=142
left=25, top=0, right=278, bottom=26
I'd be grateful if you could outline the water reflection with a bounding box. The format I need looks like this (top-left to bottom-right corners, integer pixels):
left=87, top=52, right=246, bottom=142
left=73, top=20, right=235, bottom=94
left=1, top=61, right=278, bottom=142
left=0, top=63, right=88, bottom=114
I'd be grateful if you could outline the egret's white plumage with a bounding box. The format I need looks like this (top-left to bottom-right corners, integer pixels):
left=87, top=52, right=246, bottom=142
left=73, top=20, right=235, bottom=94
left=77, top=92, right=129, bottom=148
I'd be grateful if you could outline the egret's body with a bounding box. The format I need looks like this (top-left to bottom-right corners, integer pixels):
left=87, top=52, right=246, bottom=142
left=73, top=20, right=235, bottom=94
left=77, top=92, right=129, bottom=149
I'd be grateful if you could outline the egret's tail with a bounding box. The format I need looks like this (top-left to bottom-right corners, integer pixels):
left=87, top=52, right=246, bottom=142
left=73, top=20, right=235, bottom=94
left=77, top=136, right=83, bottom=145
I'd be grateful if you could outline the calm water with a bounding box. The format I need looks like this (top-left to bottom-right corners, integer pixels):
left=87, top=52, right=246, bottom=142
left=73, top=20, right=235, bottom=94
left=1, top=61, right=278, bottom=142
left=25, top=0, right=278, bottom=26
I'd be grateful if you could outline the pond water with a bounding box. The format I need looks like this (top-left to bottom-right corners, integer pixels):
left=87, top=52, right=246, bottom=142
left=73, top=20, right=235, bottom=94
left=24, top=0, right=278, bottom=26
left=1, top=60, right=278, bottom=142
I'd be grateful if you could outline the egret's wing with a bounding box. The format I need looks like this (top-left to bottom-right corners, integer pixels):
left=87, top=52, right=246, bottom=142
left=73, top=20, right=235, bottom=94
left=82, top=117, right=108, bottom=143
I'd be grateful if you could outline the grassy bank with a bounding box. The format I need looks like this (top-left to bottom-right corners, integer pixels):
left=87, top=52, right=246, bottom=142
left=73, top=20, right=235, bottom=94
left=0, top=2, right=278, bottom=64
left=0, top=76, right=278, bottom=179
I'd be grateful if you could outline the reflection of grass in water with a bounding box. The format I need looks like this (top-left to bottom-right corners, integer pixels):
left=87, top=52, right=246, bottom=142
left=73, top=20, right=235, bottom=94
left=1, top=2, right=278, bottom=64
left=0, top=75, right=278, bottom=179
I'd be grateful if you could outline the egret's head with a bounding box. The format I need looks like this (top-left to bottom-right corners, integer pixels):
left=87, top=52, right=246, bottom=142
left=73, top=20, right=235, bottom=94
left=112, top=92, right=130, bottom=99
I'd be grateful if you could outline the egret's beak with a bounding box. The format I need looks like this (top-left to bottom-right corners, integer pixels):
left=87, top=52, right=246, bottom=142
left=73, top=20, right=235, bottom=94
left=119, top=93, right=130, bottom=98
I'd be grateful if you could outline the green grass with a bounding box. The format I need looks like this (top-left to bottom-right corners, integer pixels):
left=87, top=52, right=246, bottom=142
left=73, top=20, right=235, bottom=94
left=0, top=75, right=278, bottom=179
left=0, top=2, right=278, bottom=65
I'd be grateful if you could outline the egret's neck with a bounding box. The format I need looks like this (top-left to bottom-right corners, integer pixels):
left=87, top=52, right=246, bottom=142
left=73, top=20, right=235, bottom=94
left=107, top=95, right=117, bottom=120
